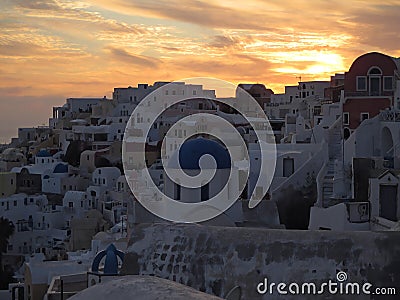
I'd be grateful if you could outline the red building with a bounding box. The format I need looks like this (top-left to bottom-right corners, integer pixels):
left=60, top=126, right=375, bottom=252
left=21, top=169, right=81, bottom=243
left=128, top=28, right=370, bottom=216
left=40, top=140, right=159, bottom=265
left=343, top=52, right=399, bottom=132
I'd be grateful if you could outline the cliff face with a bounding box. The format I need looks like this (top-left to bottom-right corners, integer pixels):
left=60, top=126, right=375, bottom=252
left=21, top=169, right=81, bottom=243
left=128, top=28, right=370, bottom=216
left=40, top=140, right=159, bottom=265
left=122, top=223, right=400, bottom=299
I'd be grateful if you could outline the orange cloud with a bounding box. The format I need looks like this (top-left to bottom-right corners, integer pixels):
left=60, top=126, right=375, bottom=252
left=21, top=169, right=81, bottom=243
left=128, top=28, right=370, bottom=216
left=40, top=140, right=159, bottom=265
left=0, top=0, right=399, bottom=142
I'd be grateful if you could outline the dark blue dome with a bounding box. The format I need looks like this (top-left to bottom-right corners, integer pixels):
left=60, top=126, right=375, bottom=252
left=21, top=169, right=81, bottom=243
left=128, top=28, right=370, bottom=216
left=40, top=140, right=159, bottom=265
left=178, top=137, right=231, bottom=170
left=91, top=244, right=125, bottom=275
left=36, top=149, right=51, bottom=157
left=53, top=163, right=68, bottom=173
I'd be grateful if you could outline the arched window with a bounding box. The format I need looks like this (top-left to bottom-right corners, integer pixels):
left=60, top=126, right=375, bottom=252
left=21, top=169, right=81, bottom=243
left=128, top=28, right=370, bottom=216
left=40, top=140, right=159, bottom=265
left=368, top=67, right=382, bottom=75
left=368, top=66, right=383, bottom=96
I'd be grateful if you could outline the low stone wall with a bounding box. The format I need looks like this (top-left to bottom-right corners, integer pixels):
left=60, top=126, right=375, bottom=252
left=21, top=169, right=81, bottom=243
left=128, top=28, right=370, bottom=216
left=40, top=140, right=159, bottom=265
left=70, top=276, right=222, bottom=300
left=121, top=223, right=400, bottom=299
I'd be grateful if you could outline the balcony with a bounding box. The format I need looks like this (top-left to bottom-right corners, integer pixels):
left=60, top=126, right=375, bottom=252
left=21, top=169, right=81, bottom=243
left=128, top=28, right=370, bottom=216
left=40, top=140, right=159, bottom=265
left=345, top=90, right=393, bottom=97
left=380, top=110, right=400, bottom=122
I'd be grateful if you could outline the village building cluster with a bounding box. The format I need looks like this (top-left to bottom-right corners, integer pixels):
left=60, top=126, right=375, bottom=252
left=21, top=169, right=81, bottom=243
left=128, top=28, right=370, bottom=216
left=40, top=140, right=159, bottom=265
left=1, top=51, right=400, bottom=299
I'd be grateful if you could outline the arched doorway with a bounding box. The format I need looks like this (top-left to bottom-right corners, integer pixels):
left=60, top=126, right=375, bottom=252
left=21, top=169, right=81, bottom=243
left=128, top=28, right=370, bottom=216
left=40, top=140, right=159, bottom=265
left=344, top=127, right=351, bottom=140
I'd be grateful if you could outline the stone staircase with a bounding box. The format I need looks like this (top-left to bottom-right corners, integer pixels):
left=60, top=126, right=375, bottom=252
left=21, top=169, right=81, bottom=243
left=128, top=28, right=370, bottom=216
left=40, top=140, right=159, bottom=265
left=322, top=118, right=343, bottom=207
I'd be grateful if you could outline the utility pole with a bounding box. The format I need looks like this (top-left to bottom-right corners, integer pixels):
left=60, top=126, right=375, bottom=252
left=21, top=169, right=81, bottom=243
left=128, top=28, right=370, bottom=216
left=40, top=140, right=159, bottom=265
left=296, top=76, right=302, bottom=100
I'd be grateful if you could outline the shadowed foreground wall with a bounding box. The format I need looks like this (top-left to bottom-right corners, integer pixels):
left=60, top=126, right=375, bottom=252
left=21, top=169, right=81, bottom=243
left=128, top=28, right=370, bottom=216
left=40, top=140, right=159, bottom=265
left=121, top=224, right=400, bottom=299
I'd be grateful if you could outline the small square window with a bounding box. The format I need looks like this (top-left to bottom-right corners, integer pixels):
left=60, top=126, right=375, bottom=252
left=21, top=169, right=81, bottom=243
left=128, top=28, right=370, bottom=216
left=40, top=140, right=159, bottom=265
left=384, top=76, right=393, bottom=91
left=356, top=76, right=367, bottom=91
left=360, top=112, right=369, bottom=122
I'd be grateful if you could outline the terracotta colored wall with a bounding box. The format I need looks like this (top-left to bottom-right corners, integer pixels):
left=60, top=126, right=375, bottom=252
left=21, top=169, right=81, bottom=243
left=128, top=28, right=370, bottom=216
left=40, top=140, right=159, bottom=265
left=344, top=52, right=397, bottom=93
left=343, top=98, right=391, bottom=129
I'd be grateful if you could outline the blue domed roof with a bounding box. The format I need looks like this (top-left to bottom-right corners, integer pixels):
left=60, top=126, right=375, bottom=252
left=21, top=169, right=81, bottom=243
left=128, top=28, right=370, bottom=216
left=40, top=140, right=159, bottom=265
left=91, top=244, right=125, bottom=275
left=36, top=149, right=51, bottom=157
left=53, top=163, right=68, bottom=173
left=178, top=137, right=231, bottom=170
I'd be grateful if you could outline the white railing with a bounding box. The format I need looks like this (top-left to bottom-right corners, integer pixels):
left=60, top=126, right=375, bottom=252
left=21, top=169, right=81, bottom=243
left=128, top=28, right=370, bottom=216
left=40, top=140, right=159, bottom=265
left=380, top=110, right=400, bottom=122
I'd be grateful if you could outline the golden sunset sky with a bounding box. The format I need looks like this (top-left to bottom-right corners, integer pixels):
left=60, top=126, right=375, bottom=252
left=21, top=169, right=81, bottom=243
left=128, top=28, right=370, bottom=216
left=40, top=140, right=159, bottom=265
left=1, top=0, right=400, bottom=142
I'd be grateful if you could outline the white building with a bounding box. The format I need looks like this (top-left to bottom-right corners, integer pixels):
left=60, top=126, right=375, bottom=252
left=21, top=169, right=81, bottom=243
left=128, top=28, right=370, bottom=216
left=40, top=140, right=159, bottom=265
left=164, top=138, right=243, bottom=224
left=92, top=167, right=121, bottom=189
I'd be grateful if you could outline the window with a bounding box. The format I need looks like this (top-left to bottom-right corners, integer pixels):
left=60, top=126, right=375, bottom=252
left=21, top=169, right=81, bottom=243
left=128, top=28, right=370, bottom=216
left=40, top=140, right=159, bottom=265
left=10, top=179, right=13, bottom=185
left=174, top=183, right=181, bottom=200
left=68, top=201, right=73, bottom=208
left=14, top=200, right=17, bottom=206
left=201, top=183, right=209, bottom=202
left=313, top=106, right=321, bottom=116
left=384, top=76, right=393, bottom=91
left=283, top=158, right=294, bottom=177
left=369, top=76, right=381, bottom=95
left=360, top=112, right=369, bottom=122
left=368, top=67, right=382, bottom=75
left=343, top=112, right=349, bottom=125
left=356, top=76, right=367, bottom=91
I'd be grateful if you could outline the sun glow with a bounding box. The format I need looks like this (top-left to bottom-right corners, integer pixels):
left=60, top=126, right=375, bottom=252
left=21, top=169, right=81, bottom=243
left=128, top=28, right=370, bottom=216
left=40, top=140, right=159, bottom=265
left=1, top=0, right=399, bottom=142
